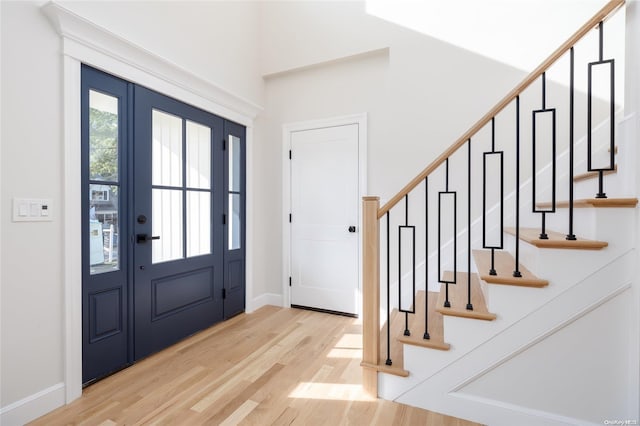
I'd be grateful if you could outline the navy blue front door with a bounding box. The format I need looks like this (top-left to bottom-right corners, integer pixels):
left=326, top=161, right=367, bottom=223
left=132, top=86, right=226, bottom=359
left=82, top=67, right=246, bottom=384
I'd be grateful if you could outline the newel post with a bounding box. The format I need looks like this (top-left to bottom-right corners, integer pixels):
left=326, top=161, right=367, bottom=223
left=361, top=196, right=380, bottom=397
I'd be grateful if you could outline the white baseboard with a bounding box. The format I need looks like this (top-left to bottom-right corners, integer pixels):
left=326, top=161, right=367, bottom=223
left=247, top=292, right=283, bottom=313
left=0, top=382, right=65, bottom=426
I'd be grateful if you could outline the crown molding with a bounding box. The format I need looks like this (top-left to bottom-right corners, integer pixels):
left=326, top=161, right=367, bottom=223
left=42, top=1, right=263, bottom=124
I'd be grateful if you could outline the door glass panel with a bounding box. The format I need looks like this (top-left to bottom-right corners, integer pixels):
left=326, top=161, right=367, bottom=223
left=229, top=193, right=241, bottom=250
left=89, top=184, right=120, bottom=274
left=229, top=135, right=241, bottom=192
left=186, top=121, right=211, bottom=189
left=152, top=189, right=183, bottom=263
left=187, top=191, right=211, bottom=257
left=89, top=90, right=119, bottom=182
left=152, top=110, right=183, bottom=187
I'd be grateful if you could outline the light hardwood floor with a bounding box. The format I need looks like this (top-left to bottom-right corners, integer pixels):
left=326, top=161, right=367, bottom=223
left=30, top=306, right=481, bottom=425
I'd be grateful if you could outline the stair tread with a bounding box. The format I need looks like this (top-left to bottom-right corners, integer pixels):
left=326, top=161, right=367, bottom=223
left=397, top=291, right=450, bottom=351
left=504, top=227, right=608, bottom=249
left=379, top=308, right=406, bottom=371
left=536, top=197, right=637, bottom=209
left=436, top=272, right=496, bottom=321
left=361, top=360, right=409, bottom=378
left=473, top=249, right=548, bottom=287
left=573, top=165, right=617, bottom=182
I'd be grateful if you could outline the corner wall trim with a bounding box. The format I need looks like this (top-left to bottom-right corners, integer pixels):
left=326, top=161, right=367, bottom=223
left=248, top=293, right=284, bottom=312
left=0, top=383, right=65, bottom=426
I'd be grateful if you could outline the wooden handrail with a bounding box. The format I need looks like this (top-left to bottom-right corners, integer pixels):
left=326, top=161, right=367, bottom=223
left=378, top=0, right=625, bottom=219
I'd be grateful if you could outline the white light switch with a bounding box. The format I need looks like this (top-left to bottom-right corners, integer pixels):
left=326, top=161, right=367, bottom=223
left=12, top=198, right=53, bottom=222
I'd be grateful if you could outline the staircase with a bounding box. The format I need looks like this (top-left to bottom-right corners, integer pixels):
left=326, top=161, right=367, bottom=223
left=360, top=1, right=640, bottom=424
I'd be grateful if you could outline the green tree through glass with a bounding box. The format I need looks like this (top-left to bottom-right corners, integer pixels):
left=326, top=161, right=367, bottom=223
left=89, top=107, right=118, bottom=183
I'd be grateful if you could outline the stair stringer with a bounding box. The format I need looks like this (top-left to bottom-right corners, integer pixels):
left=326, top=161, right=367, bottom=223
left=392, top=249, right=638, bottom=425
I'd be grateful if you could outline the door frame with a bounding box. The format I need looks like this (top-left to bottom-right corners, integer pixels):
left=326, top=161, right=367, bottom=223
left=282, top=114, right=367, bottom=316
left=45, top=2, right=260, bottom=403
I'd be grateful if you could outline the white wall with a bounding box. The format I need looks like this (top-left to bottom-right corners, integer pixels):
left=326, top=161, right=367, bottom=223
left=258, top=0, right=628, bottom=299
left=1, top=0, right=65, bottom=409
left=59, top=0, right=264, bottom=105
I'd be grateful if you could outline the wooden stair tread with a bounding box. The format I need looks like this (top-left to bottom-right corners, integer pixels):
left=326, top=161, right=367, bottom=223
left=361, top=361, right=409, bottom=378
left=378, top=308, right=406, bottom=373
left=573, top=165, right=617, bottom=182
left=504, top=227, right=608, bottom=249
left=536, top=197, right=637, bottom=209
left=397, top=291, right=450, bottom=351
left=436, top=272, right=496, bottom=321
left=473, top=249, right=548, bottom=287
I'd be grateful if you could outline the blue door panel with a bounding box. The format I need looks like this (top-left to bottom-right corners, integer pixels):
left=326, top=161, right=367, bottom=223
left=81, top=66, right=130, bottom=383
left=223, top=121, right=246, bottom=318
left=152, top=267, right=214, bottom=319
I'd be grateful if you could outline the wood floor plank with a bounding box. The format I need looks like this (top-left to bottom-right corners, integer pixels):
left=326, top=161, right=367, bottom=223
left=220, top=399, right=260, bottom=426
left=29, top=306, right=480, bottom=426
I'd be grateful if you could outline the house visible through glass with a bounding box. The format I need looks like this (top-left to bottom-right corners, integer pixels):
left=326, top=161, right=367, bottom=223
left=88, top=90, right=120, bottom=275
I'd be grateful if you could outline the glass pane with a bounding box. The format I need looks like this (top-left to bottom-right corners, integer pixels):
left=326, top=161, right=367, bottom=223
left=229, top=193, right=241, bottom=250
left=152, top=110, right=183, bottom=187
left=187, top=191, right=211, bottom=257
left=229, top=134, right=241, bottom=192
left=152, top=189, right=183, bottom=263
left=186, top=121, right=211, bottom=189
left=89, top=90, right=119, bottom=182
left=89, top=184, right=120, bottom=274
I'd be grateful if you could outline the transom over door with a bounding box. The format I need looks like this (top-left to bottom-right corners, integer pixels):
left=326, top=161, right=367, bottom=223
left=290, top=124, right=360, bottom=316
left=82, top=66, right=246, bottom=384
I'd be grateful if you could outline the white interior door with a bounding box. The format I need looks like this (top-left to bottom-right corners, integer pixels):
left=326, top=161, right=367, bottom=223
left=290, top=124, right=359, bottom=315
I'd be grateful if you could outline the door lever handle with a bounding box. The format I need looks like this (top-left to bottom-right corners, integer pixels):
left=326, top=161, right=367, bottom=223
left=136, top=234, right=160, bottom=244
left=348, top=226, right=356, bottom=233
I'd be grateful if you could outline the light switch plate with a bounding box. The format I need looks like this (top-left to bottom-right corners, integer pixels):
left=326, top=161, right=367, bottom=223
left=12, top=198, right=53, bottom=222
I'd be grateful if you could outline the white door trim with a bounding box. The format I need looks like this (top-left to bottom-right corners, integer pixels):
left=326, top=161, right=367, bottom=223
left=42, top=2, right=261, bottom=405
left=282, top=114, right=368, bottom=316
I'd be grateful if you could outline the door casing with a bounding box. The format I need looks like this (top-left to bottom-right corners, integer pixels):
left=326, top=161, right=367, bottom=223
left=282, top=114, right=368, bottom=316
left=50, top=2, right=259, bottom=401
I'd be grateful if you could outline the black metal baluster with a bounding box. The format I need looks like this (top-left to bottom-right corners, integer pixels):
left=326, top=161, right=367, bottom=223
left=543, top=72, right=548, bottom=240
left=514, top=96, right=523, bottom=277
left=532, top=72, right=556, bottom=239
left=483, top=118, right=504, bottom=275
left=438, top=158, right=455, bottom=308
left=467, top=139, right=473, bottom=310
left=567, top=47, right=577, bottom=241
left=386, top=212, right=392, bottom=366
left=398, top=195, right=414, bottom=337
left=588, top=21, right=615, bottom=199
left=424, top=176, right=430, bottom=340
